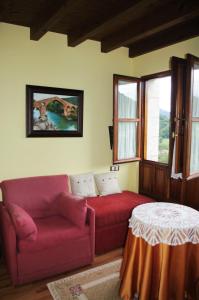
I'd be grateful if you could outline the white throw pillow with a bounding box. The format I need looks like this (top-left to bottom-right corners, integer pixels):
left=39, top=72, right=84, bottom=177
left=94, top=172, right=121, bottom=196
left=70, top=173, right=97, bottom=197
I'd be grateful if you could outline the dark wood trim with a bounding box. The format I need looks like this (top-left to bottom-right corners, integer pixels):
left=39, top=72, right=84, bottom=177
left=183, top=54, right=199, bottom=177
left=184, top=177, right=199, bottom=210
left=114, top=157, right=141, bottom=164
left=139, top=160, right=169, bottom=201
left=141, top=159, right=169, bottom=168
left=187, top=54, right=199, bottom=61
left=141, top=70, right=171, bottom=81
left=129, top=18, right=199, bottom=58
left=186, top=172, right=199, bottom=181
left=115, top=118, right=140, bottom=122
left=30, top=0, right=71, bottom=41
left=169, top=57, right=186, bottom=174
left=113, top=74, right=140, bottom=82
left=113, top=75, right=119, bottom=163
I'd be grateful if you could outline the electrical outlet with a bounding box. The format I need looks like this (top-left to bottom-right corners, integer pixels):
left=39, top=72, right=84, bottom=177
left=110, top=165, right=119, bottom=171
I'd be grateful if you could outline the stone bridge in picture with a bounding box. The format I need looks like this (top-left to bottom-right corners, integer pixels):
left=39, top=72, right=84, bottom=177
left=33, top=96, right=77, bottom=118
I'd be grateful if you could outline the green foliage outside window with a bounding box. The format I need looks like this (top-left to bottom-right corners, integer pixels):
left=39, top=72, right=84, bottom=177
left=159, top=112, right=170, bottom=163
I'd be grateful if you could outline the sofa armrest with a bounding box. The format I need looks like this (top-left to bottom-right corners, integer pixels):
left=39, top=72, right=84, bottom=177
left=0, top=203, right=18, bottom=284
left=86, top=205, right=95, bottom=259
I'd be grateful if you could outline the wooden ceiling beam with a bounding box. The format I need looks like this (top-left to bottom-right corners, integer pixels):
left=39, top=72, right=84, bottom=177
left=101, top=2, right=199, bottom=53
left=128, top=18, right=199, bottom=58
left=0, top=0, right=10, bottom=21
left=30, top=0, right=72, bottom=41
left=67, top=0, right=160, bottom=47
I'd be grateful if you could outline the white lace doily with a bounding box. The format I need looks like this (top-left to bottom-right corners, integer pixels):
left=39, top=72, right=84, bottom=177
left=129, top=202, right=199, bottom=246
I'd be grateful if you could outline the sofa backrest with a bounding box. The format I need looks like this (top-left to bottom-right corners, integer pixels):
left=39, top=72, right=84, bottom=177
left=1, top=175, right=69, bottom=218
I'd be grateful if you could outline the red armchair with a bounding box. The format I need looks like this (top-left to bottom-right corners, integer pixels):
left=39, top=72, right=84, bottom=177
left=0, top=175, right=95, bottom=285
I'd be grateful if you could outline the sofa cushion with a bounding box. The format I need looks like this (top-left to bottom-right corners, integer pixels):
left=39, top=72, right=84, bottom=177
left=1, top=175, right=69, bottom=218
left=94, top=172, right=121, bottom=196
left=18, top=216, right=89, bottom=253
left=87, top=191, right=153, bottom=228
left=55, top=192, right=87, bottom=228
left=70, top=173, right=97, bottom=197
left=7, top=203, right=38, bottom=241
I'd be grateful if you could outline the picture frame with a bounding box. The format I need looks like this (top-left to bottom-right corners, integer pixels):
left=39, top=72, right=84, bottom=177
left=26, top=85, right=84, bottom=137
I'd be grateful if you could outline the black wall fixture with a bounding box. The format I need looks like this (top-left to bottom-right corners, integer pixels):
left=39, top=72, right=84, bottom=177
left=108, top=126, right=113, bottom=149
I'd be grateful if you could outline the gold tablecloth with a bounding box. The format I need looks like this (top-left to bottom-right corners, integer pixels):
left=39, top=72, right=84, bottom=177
left=120, top=229, right=199, bottom=300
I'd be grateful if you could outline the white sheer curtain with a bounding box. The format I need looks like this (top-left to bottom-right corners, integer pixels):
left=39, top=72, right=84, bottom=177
left=192, top=69, right=199, bottom=117
left=171, top=140, right=182, bottom=179
left=118, top=92, right=137, bottom=118
left=117, top=83, right=137, bottom=159
left=190, top=68, right=199, bottom=174
left=118, top=122, right=136, bottom=160
left=190, top=123, right=199, bottom=174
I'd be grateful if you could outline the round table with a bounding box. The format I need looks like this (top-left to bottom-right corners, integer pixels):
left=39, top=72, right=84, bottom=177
left=120, top=202, right=199, bottom=300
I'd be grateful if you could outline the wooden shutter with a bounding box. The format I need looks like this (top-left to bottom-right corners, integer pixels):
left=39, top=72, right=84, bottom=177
left=169, top=56, right=186, bottom=174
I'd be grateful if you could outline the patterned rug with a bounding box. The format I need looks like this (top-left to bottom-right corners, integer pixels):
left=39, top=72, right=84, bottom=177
left=47, top=259, right=122, bottom=300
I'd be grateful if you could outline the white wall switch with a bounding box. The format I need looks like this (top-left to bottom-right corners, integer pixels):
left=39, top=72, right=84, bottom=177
left=110, top=165, right=119, bottom=171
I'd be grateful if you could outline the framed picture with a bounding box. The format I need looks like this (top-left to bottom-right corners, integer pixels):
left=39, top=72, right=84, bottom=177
left=26, top=85, right=84, bottom=137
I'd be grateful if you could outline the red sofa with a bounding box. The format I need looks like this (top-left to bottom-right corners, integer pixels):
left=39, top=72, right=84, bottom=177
left=0, top=175, right=95, bottom=285
left=87, top=191, right=153, bottom=254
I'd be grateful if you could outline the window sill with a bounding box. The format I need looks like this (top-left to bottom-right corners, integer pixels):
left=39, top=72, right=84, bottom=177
left=113, top=157, right=141, bottom=164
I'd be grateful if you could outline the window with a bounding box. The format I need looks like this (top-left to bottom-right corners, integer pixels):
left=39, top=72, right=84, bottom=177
left=137, top=54, right=199, bottom=205
left=185, top=55, right=199, bottom=177
left=144, top=73, right=171, bottom=164
left=113, top=75, right=141, bottom=163
left=113, top=54, right=199, bottom=175
left=190, top=64, right=199, bottom=174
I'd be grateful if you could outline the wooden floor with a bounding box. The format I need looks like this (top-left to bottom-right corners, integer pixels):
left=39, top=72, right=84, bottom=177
left=0, top=248, right=123, bottom=300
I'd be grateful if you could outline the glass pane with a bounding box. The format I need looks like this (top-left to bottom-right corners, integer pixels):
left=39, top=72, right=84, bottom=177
left=190, top=122, right=199, bottom=174
left=145, top=76, right=171, bottom=163
left=118, top=122, right=137, bottom=160
left=192, top=64, right=199, bottom=117
left=118, top=80, right=137, bottom=118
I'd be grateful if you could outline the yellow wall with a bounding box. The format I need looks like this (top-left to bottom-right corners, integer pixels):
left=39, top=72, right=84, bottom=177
left=0, top=23, right=138, bottom=193
left=0, top=23, right=198, bottom=195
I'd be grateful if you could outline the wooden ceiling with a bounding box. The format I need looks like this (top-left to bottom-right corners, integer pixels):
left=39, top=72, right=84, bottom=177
left=1, top=0, right=199, bottom=57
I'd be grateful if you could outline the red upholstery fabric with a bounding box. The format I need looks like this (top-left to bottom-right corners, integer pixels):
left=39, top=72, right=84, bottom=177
left=55, top=192, right=87, bottom=228
left=0, top=175, right=95, bottom=285
left=1, top=175, right=69, bottom=218
left=87, top=191, right=152, bottom=228
left=0, top=204, right=18, bottom=283
left=17, top=237, right=92, bottom=284
left=95, top=222, right=128, bottom=254
left=87, top=191, right=153, bottom=254
left=18, top=216, right=89, bottom=253
left=6, top=203, right=38, bottom=241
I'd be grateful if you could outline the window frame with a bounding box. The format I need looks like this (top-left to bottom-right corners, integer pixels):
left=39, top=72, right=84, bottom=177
left=184, top=54, right=199, bottom=179
left=169, top=56, right=186, bottom=175
left=113, top=74, right=141, bottom=164
left=141, top=70, right=171, bottom=166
